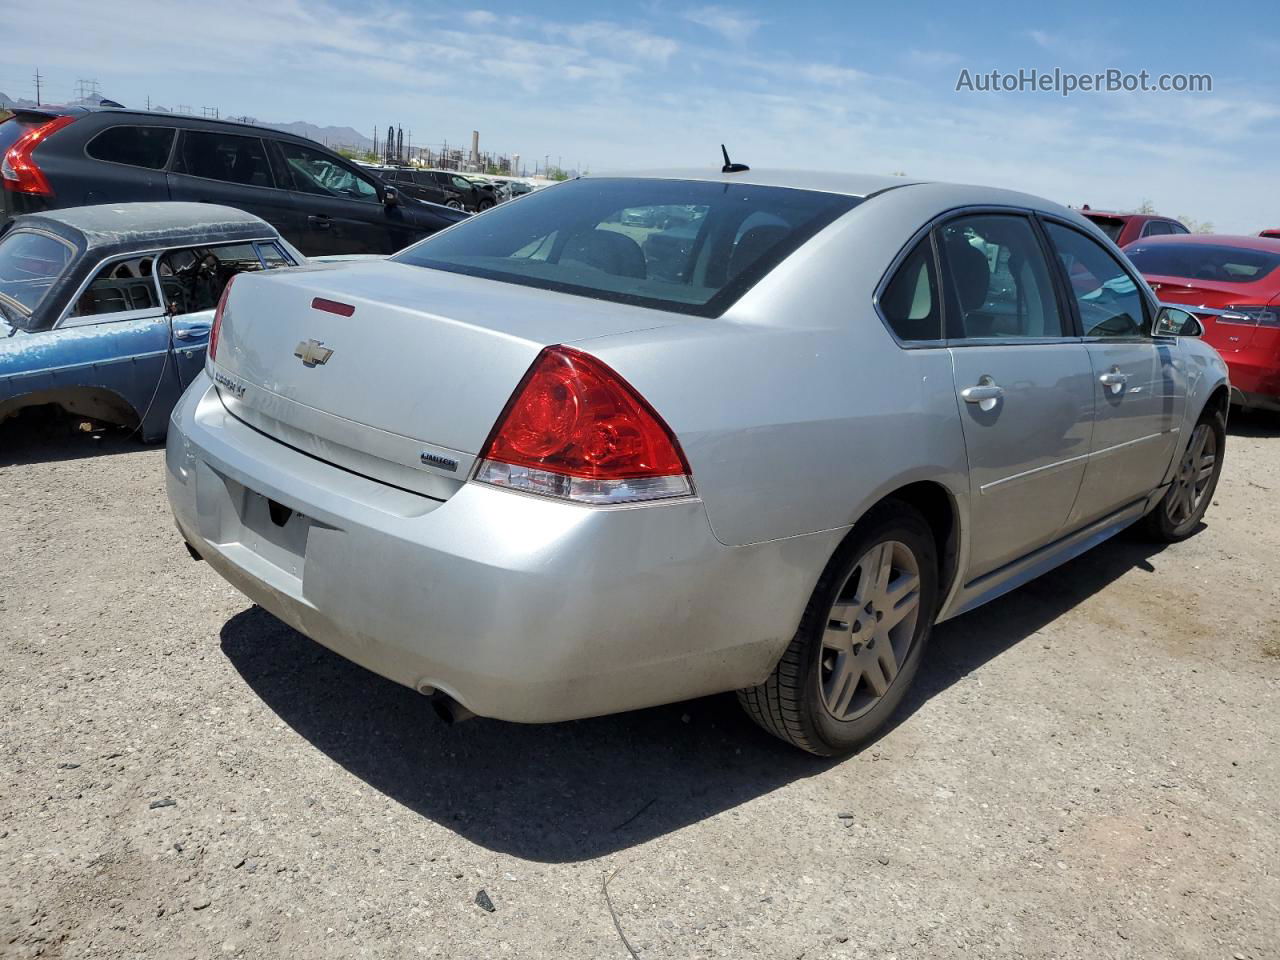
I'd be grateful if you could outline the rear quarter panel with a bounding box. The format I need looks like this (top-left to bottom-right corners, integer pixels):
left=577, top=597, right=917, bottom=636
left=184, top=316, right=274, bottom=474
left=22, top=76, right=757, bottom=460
left=588, top=185, right=979, bottom=548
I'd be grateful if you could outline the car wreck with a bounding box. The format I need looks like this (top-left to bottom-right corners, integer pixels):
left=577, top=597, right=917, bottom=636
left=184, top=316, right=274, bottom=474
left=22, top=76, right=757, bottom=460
left=0, top=202, right=301, bottom=440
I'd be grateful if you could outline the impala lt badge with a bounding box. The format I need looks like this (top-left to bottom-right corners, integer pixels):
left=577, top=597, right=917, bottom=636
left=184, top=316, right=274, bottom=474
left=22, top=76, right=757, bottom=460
left=294, top=339, right=334, bottom=367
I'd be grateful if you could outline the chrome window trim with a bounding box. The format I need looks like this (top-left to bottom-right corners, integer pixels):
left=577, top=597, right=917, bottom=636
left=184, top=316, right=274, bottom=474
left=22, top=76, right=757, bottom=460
left=81, top=123, right=178, bottom=172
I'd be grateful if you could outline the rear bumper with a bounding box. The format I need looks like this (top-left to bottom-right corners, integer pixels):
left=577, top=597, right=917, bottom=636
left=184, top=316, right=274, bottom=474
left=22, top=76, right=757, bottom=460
left=1226, top=356, right=1280, bottom=409
left=166, top=372, right=837, bottom=722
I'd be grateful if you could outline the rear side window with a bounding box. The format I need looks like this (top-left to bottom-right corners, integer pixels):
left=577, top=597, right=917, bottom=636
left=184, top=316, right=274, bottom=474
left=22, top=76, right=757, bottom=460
left=1084, top=215, right=1125, bottom=244
left=938, top=215, right=1065, bottom=339
left=0, top=230, right=74, bottom=316
left=393, top=177, right=859, bottom=317
left=156, top=243, right=268, bottom=315
left=86, top=126, right=175, bottom=170
left=174, top=131, right=274, bottom=188
left=1142, top=220, right=1173, bottom=238
left=69, top=255, right=160, bottom=319
left=1045, top=223, right=1150, bottom=338
left=879, top=237, right=942, bottom=341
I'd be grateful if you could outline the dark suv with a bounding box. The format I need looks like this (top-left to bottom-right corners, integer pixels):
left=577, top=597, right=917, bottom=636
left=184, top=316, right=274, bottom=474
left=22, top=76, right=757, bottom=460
left=0, top=107, right=468, bottom=255
left=416, top=170, right=500, bottom=212
left=372, top=166, right=468, bottom=210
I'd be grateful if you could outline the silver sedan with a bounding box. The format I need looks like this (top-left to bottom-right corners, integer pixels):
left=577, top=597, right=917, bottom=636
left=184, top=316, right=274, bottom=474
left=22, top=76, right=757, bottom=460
left=166, top=169, right=1229, bottom=755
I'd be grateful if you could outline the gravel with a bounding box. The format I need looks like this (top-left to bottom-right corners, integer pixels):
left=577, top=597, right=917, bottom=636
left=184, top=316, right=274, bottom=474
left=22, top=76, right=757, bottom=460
left=1, top=411, right=1278, bottom=959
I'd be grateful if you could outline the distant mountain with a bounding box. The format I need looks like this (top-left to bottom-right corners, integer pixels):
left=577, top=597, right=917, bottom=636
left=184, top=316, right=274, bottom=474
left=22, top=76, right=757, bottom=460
left=264, top=121, right=373, bottom=150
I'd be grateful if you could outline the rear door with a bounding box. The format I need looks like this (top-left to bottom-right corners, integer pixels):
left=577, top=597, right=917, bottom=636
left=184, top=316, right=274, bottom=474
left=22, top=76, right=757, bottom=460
left=1043, top=220, right=1184, bottom=525
left=939, top=212, right=1095, bottom=580
left=77, top=122, right=176, bottom=206
left=166, top=129, right=301, bottom=242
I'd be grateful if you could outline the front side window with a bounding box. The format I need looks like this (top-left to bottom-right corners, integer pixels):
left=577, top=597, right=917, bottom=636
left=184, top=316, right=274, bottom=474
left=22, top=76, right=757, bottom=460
left=70, top=255, right=159, bottom=319
left=938, top=215, right=1065, bottom=339
left=86, top=126, right=175, bottom=170
left=879, top=236, right=942, bottom=341
left=1046, top=222, right=1150, bottom=338
left=156, top=243, right=267, bottom=315
left=392, top=178, right=858, bottom=317
left=0, top=230, right=75, bottom=321
left=254, top=242, right=293, bottom=269
left=278, top=142, right=378, bottom=202
left=175, top=131, right=274, bottom=187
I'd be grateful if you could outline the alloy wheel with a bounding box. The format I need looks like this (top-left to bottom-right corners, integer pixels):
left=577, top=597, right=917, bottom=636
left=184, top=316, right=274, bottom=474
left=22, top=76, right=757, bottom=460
left=819, top=540, right=922, bottom=721
left=1167, top=422, right=1217, bottom=526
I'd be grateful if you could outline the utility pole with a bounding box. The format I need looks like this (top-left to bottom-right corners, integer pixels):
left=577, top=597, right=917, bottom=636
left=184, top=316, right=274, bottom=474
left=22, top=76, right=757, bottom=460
left=33, top=68, right=42, bottom=106
left=146, top=95, right=151, bottom=110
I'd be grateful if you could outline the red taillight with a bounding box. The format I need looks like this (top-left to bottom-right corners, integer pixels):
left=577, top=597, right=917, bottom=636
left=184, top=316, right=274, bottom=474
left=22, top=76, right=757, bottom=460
left=474, top=346, right=692, bottom=504
left=207, top=276, right=236, bottom=363
left=1, top=115, right=76, bottom=195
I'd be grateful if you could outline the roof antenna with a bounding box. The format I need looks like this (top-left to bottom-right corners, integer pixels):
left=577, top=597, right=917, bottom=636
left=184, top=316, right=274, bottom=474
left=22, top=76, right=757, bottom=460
left=721, top=144, right=749, bottom=174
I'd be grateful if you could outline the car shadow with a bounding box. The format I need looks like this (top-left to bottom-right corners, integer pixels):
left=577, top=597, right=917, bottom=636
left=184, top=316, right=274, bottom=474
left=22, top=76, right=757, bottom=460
left=219, top=529, right=1173, bottom=863
left=0, top=415, right=148, bottom=467
left=1226, top=407, right=1280, bottom=438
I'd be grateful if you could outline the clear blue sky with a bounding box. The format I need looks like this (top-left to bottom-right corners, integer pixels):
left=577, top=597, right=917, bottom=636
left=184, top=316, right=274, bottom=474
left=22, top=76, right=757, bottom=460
left=6, top=0, right=1279, bottom=231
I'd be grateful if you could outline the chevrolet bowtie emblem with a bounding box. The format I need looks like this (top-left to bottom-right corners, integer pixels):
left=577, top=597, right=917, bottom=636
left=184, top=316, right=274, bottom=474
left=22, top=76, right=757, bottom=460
left=294, top=339, right=334, bottom=367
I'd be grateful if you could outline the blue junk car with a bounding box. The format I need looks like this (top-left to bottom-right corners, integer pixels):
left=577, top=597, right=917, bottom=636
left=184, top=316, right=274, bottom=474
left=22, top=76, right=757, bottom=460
left=0, top=202, right=301, bottom=441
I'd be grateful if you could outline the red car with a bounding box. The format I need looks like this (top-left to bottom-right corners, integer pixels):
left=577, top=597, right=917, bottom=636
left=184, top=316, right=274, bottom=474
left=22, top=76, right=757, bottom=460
left=1260, top=229, right=1280, bottom=240
left=1078, top=207, right=1190, bottom=245
left=1124, top=234, right=1280, bottom=413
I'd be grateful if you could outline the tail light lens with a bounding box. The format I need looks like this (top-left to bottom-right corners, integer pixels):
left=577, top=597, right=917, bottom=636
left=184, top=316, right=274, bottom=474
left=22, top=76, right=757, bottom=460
left=1224, top=305, right=1280, bottom=326
left=1, top=115, right=76, bottom=195
left=207, top=276, right=236, bottom=364
left=474, top=345, right=693, bottom=504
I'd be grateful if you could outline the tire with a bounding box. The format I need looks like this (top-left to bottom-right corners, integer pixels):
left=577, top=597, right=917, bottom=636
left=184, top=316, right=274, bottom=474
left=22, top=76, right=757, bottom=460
left=738, top=501, right=939, bottom=756
left=446, top=200, right=463, bottom=210
left=1139, top=407, right=1226, bottom=542
left=477, top=199, right=494, bottom=212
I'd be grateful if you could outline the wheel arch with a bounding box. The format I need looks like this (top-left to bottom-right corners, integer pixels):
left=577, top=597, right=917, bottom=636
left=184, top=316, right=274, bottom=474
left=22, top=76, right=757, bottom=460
left=0, top=386, right=142, bottom=430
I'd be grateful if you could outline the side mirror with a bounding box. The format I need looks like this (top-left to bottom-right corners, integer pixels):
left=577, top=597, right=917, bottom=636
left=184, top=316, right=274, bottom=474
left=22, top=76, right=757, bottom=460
left=1154, top=305, right=1203, bottom=337
left=382, top=185, right=400, bottom=208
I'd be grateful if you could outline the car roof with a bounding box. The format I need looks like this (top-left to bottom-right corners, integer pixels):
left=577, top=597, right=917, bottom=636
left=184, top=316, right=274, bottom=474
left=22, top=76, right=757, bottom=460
left=598, top=168, right=921, bottom=198
left=1080, top=210, right=1171, bottom=222
left=12, top=202, right=279, bottom=253
left=14, top=104, right=332, bottom=146
left=1124, top=234, right=1280, bottom=252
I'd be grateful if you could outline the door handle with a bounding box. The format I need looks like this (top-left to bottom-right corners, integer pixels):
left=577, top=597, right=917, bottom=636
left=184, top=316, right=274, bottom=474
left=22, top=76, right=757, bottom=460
left=960, top=382, right=1005, bottom=404
left=308, top=215, right=332, bottom=229
left=1099, top=367, right=1128, bottom=395
left=173, top=324, right=210, bottom=340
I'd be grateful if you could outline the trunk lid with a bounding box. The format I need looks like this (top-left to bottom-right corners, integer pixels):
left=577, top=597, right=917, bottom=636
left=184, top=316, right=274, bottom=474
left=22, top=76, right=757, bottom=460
left=211, top=259, right=687, bottom=496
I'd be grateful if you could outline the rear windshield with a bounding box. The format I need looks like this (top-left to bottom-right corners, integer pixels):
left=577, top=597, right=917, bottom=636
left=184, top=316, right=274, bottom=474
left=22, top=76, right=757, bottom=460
left=392, top=177, right=860, bottom=316
left=1083, top=214, right=1125, bottom=244
left=0, top=229, right=75, bottom=320
left=1127, top=243, right=1280, bottom=284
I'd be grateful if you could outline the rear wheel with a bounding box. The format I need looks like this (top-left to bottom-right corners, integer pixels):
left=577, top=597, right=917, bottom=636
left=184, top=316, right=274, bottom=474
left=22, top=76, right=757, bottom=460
left=738, top=503, right=938, bottom=756
left=477, top=199, right=494, bottom=211
left=1140, top=408, right=1225, bottom=542
left=446, top=199, right=463, bottom=210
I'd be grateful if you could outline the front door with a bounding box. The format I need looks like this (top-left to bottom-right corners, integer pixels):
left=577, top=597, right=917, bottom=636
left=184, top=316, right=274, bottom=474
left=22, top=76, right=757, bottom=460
left=273, top=141, right=398, bottom=255
left=938, top=213, right=1096, bottom=580
left=1042, top=221, right=1185, bottom=525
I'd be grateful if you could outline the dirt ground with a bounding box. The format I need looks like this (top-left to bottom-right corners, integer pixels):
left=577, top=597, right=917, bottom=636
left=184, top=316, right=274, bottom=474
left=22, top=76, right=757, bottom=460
left=1, top=411, right=1277, bottom=960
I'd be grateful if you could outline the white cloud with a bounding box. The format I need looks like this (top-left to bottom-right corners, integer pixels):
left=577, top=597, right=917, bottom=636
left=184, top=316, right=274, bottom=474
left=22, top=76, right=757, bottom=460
left=905, top=49, right=963, bottom=69
left=1029, top=29, right=1055, bottom=49
left=682, top=6, right=761, bottom=44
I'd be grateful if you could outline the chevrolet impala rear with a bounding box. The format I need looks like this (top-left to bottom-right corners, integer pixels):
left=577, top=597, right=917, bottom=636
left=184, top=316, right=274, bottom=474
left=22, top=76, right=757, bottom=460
left=167, top=172, right=1229, bottom=754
